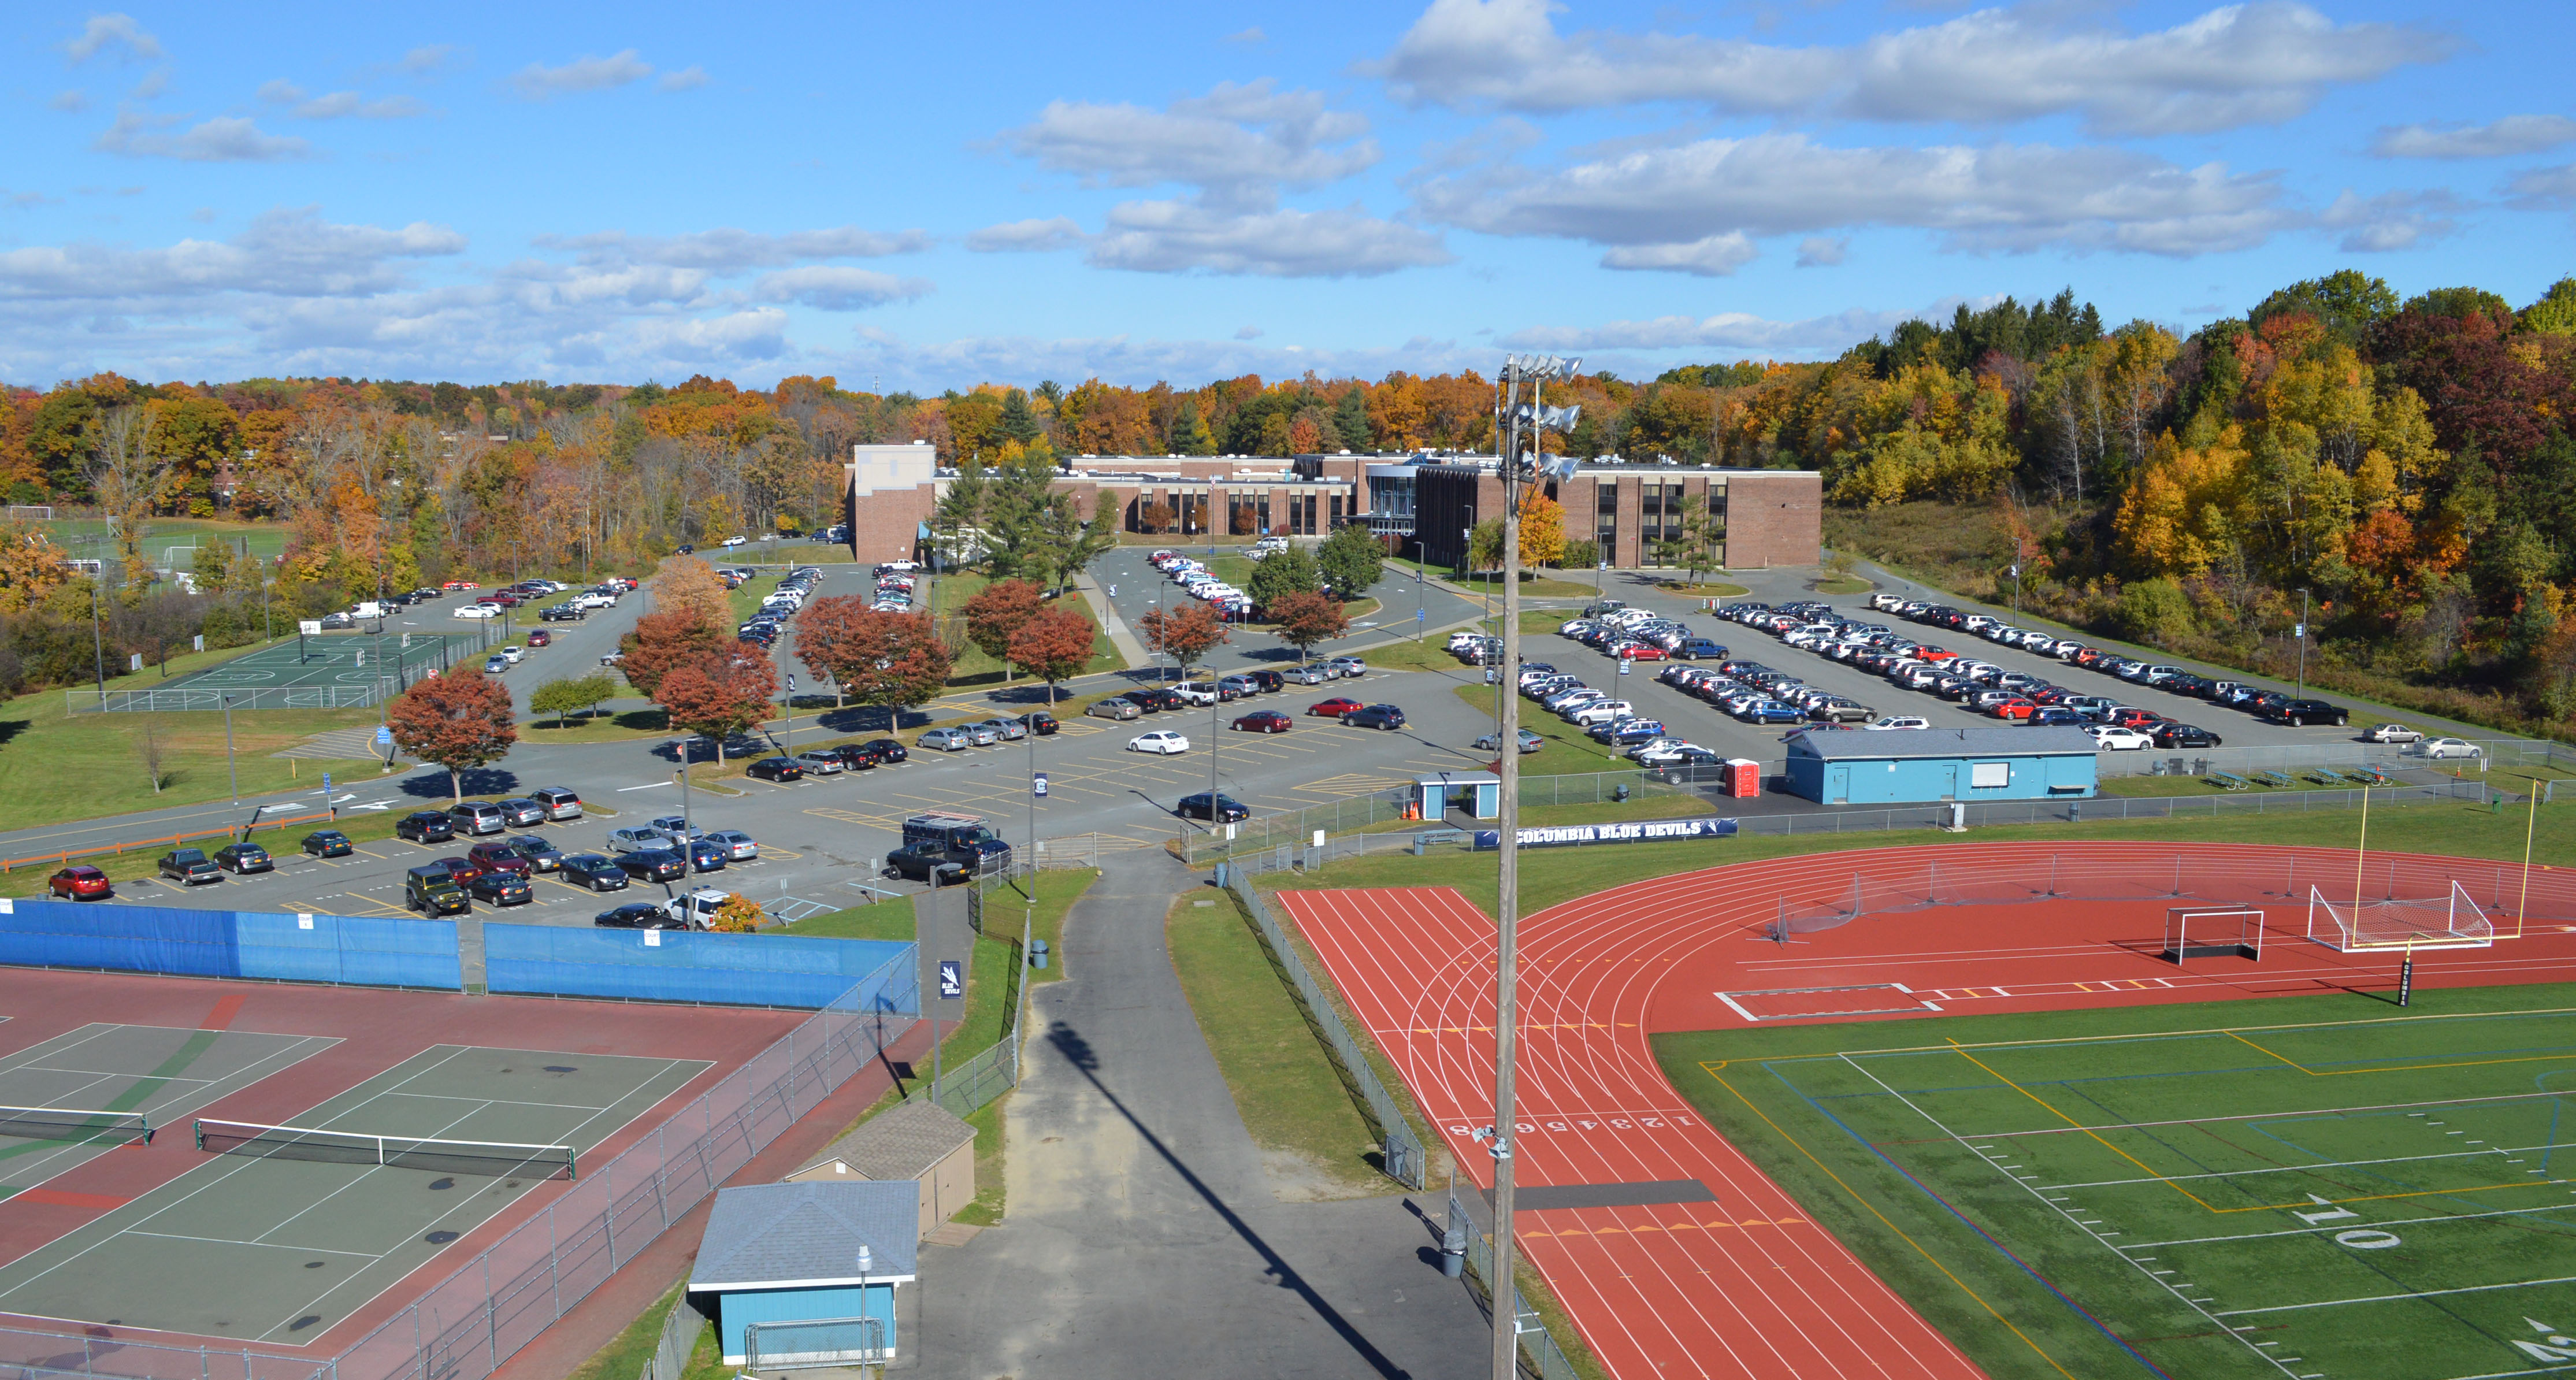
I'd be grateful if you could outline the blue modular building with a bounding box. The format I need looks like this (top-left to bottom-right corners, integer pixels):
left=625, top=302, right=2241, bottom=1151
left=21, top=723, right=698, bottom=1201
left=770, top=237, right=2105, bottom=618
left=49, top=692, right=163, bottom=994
left=1785, top=726, right=2098, bottom=805
left=692, top=1179, right=917, bottom=1368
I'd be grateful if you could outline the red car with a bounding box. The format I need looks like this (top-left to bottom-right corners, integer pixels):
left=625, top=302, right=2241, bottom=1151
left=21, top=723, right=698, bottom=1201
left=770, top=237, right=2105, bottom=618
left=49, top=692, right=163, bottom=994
left=2109, top=707, right=2162, bottom=730
left=466, top=841, right=533, bottom=877
left=1988, top=699, right=2038, bottom=721
left=1231, top=710, right=1292, bottom=733
left=434, top=856, right=486, bottom=886
left=1621, top=644, right=1669, bottom=661
left=1308, top=697, right=1364, bottom=718
left=526, top=629, right=552, bottom=647
left=442, top=580, right=479, bottom=591
left=1916, top=648, right=1959, bottom=663
left=48, top=866, right=110, bottom=900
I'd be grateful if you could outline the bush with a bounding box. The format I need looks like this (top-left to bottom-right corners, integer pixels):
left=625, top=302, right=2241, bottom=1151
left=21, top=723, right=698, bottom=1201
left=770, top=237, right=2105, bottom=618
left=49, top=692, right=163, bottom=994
left=2113, top=577, right=2197, bottom=646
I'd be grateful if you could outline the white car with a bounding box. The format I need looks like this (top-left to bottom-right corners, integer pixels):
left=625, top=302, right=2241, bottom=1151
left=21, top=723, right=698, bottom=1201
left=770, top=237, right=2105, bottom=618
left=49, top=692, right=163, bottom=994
left=1568, top=700, right=1634, bottom=726
left=1129, top=730, right=1190, bottom=755
left=1171, top=682, right=1218, bottom=706
left=2087, top=725, right=2154, bottom=751
left=719, top=536, right=747, bottom=548
left=662, top=888, right=732, bottom=929
left=1865, top=716, right=1930, bottom=730
left=2421, top=737, right=2482, bottom=761
left=2364, top=722, right=2424, bottom=744
left=498, top=645, right=525, bottom=664
left=453, top=604, right=502, bottom=619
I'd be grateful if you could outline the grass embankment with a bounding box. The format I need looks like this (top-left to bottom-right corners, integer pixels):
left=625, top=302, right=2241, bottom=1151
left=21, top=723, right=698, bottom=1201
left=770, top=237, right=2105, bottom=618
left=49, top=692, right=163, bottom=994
left=785, top=870, right=1097, bottom=1229
left=1388, top=557, right=1604, bottom=602
left=931, top=572, right=1126, bottom=689
left=1806, top=574, right=1873, bottom=594
left=0, top=638, right=385, bottom=836
left=564, top=1282, right=688, bottom=1380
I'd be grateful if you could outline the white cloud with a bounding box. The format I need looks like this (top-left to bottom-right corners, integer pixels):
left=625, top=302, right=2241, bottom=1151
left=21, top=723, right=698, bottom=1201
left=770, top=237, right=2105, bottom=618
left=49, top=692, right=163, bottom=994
left=1000, top=79, right=1378, bottom=208
left=1412, top=132, right=2296, bottom=258
left=966, top=217, right=1087, bottom=253
left=657, top=66, right=708, bottom=92
left=1235, top=325, right=1263, bottom=339
left=0, top=207, right=461, bottom=302
left=262, top=81, right=428, bottom=119
left=94, top=113, right=314, bottom=162
left=1223, top=27, right=1267, bottom=44
left=2317, top=189, right=2463, bottom=251
left=401, top=45, right=466, bottom=75
left=65, top=13, right=162, bottom=64
left=2371, top=115, right=2576, bottom=159
left=1501, top=298, right=1974, bottom=354
left=508, top=50, right=655, bottom=99
left=1600, top=232, right=1757, bottom=276
left=1795, top=236, right=1847, bottom=267
left=750, top=266, right=931, bottom=311
left=1086, top=201, right=1452, bottom=277
left=540, top=226, right=931, bottom=269
left=2506, top=163, right=2576, bottom=209
left=129, top=68, right=166, bottom=99
left=50, top=90, right=88, bottom=113
left=1371, top=0, right=2444, bottom=136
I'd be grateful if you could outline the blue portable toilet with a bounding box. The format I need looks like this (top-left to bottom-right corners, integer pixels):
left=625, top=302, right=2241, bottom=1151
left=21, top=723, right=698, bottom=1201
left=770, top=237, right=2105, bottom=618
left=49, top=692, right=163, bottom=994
left=1786, top=726, right=2097, bottom=805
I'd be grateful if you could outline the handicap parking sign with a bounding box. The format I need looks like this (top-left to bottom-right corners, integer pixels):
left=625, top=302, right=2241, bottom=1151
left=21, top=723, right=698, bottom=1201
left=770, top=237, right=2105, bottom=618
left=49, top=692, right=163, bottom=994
left=1033, top=771, right=1048, bottom=797
left=377, top=725, right=393, bottom=745
left=938, top=960, right=964, bottom=1000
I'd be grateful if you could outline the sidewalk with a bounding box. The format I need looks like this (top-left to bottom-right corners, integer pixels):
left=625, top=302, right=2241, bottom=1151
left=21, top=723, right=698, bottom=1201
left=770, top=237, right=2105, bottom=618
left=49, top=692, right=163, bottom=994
left=1070, top=569, right=1153, bottom=669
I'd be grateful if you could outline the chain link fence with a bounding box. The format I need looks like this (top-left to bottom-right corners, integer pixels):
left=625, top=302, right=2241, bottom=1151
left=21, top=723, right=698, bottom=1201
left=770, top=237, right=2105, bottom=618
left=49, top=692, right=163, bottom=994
left=1450, top=1190, right=1582, bottom=1380
left=65, top=684, right=388, bottom=713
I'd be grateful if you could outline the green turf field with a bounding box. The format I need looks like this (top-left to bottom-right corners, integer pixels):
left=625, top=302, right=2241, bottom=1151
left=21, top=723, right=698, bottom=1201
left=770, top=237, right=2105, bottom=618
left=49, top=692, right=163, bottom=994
left=1656, top=984, right=2576, bottom=1380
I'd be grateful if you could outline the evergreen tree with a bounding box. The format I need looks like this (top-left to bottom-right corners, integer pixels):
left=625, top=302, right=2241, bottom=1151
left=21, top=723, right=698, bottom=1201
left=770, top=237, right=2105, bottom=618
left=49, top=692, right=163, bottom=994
left=1331, top=389, right=1372, bottom=453
left=998, top=388, right=1044, bottom=445
left=1170, top=401, right=1216, bottom=456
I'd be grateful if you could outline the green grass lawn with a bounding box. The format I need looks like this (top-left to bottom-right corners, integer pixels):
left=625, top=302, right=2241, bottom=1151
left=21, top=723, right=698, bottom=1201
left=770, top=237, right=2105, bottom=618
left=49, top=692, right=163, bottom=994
left=564, top=1282, right=686, bottom=1380
left=933, top=572, right=1126, bottom=688
left=1166, top=893, right=1387, bottom=1193
left=1657, top=984, right=2576, bottom=1380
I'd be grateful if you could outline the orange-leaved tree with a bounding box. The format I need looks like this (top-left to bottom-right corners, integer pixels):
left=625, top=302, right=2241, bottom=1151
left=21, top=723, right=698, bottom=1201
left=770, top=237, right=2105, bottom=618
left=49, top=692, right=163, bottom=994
left=1005, top=606, right=1097, bottom=705
left=1266, top=590, right=1349, bottom=667
left=619, top=607, right=726, bottom=700
left=1138, top=602, right=1228, bottom=679
left=962, top=578, right=1042, bottom=681
left=655, top=644, right=779, bottom=763
left=791, top=594, right=870, bottom=708
left=388, top=666, right=518, bottom=802
left=796, top=599, right=953, bottom=727
left=648, top=554, right=733, bottom=630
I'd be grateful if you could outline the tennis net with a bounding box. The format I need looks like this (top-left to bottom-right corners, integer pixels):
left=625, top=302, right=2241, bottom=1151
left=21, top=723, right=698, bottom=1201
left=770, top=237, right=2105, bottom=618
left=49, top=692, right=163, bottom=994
left=0, top=1105, right=151, bottom=1147
left=193, top=1119, right=576, bottom=1179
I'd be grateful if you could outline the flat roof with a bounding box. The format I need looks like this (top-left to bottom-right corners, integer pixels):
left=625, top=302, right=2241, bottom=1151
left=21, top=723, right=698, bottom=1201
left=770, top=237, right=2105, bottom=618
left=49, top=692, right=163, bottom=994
left=1788, top=726, right=2099, bottom=761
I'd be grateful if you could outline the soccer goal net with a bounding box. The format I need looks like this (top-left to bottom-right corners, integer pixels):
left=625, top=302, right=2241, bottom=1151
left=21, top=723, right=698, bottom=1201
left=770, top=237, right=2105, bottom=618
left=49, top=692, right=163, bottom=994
left=2163, top=907, right=2265, bottom=962
left=2306, top=881, right=2493, bottom=952
left=6, top=506, right=53, bottom=524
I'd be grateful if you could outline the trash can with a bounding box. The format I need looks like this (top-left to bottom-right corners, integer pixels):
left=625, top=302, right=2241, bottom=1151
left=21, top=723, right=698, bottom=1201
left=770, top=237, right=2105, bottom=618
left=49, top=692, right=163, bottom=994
left=1029, top=939, right=1050, bottom=970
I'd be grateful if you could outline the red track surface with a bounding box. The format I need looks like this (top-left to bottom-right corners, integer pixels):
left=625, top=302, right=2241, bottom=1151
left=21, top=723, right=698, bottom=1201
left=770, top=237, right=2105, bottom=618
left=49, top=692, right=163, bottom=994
left=1279, top=841, right=2576, bottom=1380
left=0, top=969, right=800, bottom=1355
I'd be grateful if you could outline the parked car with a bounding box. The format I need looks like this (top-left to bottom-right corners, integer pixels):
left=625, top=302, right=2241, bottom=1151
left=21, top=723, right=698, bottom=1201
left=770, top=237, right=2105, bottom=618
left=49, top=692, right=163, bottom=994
left=1328, top=656, right=1367, bottom=677
left=1231, top=709, right=1293, bottom=733
left=2421, top=737, right=2482, bottom=761
left=466, top=840, right=533, bottom=877
left=793, top=750, right=848, bottom=776
left=1865, top=716, right=1930, bottom=731
left=617, top=848, right=689, bottom=882
left=686, top=837, right=731, bottom=872
left=1308, top=696, right=1364, bottom=718
left=1343, top=704, right=1406, bottom=730
left=206, top=843, right=271, bottom=874
left=1285, top=664, right=1333, bottom=685
left=705, top=829, right=759, bottom=861
left=48, top=865, right=111, bottom=900
left=847, top=739, right=908, bottom=766
left=300, top=829, right=354, bottom=858
left=405, top=866, right=471, bottom=914
left=562, top=854, right=630, bottom=891
left=2363, top=722, right=2425, bottom=744
left=1175, top=792, right=1252, bottom=823
left=885, top=841, right=968, bottom=884
left=1086, top=697, right=1142, bottom=721
left=2088, top=726, right=2155, bottom=751
left=158, top=849, right=221, bottom=885
left=497, top=797, right=547, bottom=828
left=918, top=727, right=975, bottom=752
left=595, top=902, right=681, bottom=929
left=978, top=717, right=1030, bottom=742
left=745, top=756, right=804, bottom=782
left=396, top=811, right=455, bottom=843
left=1129, top=729, right=1190, bottom=755
left=2263, top=698, right=2351, bottom=728
left=1016, top=710, right=1060, bottom=736
left=606, top=826, right=671, bottom=854
left=1475, top=728, right=1546, bottom=754
left=2151, top=722, right=2224, bottom=748
left=447, top=800, right=507, bottom=836
left=466, top=870, right=533, bottom=906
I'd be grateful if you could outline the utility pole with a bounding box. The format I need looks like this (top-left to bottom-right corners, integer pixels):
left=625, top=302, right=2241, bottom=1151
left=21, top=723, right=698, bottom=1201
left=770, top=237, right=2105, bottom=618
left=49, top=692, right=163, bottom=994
left=222, top=693, right=242, bottom=840
left=2295, top=588, right=2311, bottom=698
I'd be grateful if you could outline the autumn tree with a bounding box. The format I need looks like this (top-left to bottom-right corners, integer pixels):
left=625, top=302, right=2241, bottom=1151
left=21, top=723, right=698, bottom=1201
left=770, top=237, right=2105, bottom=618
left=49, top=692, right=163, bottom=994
left=708, top=893, right=770, bottom=933
left=1138, top=602, right=1228, bottom=679
left=388, top=666, right=518, bottom=802
left=962, top=578, right=1042, bottom=680
left=648, top=555, right=733, bottom=631
left=1518, top=493, right=1567, bottom=569
left=1267, top=590, right=1349, bottom=666
left=796, top=596, right=955, bottom=721
left=619, top=609, right=725, bottom=699
left=655, top=644, right=780, bottom=763
left=1006, top=606, right=1097, bottom=704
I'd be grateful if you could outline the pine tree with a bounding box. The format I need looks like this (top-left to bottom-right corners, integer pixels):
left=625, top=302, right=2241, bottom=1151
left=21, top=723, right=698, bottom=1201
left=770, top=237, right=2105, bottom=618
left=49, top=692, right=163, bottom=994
left=1332, top=389, right=1371, bottom=453
left=999, top=389, right=1044, bottom=445
left=1171, top=402, right=1216, bottom=456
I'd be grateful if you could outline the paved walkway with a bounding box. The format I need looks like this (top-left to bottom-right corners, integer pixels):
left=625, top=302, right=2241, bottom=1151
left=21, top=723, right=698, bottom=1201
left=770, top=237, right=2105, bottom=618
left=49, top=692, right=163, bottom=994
left=1071, top=570, right=1153, bottom=670
left=915, top=848, right=1485, bottom=1378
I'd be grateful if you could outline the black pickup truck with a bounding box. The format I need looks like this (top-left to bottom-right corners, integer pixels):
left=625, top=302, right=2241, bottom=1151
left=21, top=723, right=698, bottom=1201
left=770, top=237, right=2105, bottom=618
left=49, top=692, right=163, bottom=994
left=157, top=849, right=222, bottom=885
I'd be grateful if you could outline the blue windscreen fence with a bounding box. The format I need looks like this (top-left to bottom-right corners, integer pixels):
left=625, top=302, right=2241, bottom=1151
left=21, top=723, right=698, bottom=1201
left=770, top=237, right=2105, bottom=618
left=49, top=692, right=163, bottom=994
left=0, top=898, right=462, bottom=989
left=482, top=925, right=916, bottom=1011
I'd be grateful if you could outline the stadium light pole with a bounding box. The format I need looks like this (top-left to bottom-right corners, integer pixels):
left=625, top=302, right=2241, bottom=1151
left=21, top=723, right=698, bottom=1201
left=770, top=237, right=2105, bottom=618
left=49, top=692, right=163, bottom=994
left=221, top=692, right=242, bottom=841
left=1483, top=353, right=1580, bottom=1380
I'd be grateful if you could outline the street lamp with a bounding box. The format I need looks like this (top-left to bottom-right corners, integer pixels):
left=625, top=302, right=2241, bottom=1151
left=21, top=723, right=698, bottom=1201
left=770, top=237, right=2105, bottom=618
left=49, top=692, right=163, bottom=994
left=1480, top=352, right=1582, bottom=1380
left=221, top=692, right=242, bottom=840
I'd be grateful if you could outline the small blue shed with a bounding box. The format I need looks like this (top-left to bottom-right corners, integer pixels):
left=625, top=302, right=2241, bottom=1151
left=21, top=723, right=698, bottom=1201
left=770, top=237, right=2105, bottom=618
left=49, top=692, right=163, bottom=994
left=690, top=1179, right=917, bottom=1368
left=1786, top=726, right=2097, bottom=805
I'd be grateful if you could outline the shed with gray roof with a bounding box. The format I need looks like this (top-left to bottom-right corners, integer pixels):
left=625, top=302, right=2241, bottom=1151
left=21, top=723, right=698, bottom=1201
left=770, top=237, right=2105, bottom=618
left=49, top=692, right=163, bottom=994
left=785, top=1099, right=977, bottom=1238
left=690, top=1179, right=916, bottom=1367
left=1786, top=726, right=2098, bottom=804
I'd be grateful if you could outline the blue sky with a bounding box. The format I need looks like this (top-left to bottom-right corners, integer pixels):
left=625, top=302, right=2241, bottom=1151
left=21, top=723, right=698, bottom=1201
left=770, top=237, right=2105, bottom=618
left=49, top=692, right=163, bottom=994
left=1, top=0, right=2568, bottom=391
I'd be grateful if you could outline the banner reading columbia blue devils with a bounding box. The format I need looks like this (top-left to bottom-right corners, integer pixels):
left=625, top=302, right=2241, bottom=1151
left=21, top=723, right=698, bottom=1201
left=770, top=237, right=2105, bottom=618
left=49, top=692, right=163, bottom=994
left=1473, top=817, right=1738, bottom=850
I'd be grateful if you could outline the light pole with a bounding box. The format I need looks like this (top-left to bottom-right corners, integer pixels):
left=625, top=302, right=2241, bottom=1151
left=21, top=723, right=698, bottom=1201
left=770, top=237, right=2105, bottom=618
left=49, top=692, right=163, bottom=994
left=2295, top=588, right=2311, bottom=698
left=1483, top=354, right=1582, bottom=1380
left=221, top=692, right=242, bottom=840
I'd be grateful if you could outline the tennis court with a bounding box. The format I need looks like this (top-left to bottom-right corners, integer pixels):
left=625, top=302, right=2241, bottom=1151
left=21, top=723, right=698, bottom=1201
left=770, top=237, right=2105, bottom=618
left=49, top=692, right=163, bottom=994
left=0, top=1023, right=339, bottom=1203
left=1667, top=987, right=2576, bottom=1380
left=75, top=634, right=487, bottom=713
left=0, top=1044, right=706, bottom=1342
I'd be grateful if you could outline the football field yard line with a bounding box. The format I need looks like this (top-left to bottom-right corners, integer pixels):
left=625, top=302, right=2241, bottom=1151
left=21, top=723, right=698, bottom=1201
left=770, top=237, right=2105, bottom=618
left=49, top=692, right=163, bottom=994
left=2212, top=1272, right=2576, bottom=1317
left=2132, top=1198, right=2576, bottom=1251
left=1965, top=1086, right=2576, bottom=1140
left=2038, top=1142, right=2549, bottom=1192
left=1807, top=1003, right=2576, bottom=1060
left=1926, top=1041, right=2222, bottom=1214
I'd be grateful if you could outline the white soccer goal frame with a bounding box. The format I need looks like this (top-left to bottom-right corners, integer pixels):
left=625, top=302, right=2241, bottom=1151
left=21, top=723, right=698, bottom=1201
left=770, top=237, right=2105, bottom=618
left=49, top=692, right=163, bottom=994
left=2306, top=881, right=2494, bottom=952
left=2162, top=907, right=2265, bottom=963
left=6, top=505, right=54, bottom=524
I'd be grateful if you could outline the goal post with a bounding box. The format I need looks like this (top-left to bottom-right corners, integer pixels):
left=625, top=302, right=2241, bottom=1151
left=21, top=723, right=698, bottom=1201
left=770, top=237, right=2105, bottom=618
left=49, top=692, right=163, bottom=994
left=6, top=505, right=53, bottom=524
left=2163, top=907, right=2264, bottom=963
left=2306, top=881, right=2493, bottom=952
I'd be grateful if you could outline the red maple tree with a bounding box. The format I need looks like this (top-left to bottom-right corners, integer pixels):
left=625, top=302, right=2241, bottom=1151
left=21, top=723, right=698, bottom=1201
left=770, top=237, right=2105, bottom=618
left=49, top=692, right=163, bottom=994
left=796, top=598, right=953, bottom=723
left=387, top=666, right=519, bottom=801
left=962, top=579, right=1043, bottom=680
left=1265, top=591, right=1350, bottom=666
left=619, top=608, right=725, bottom=699
left=1138, top=602, right=1228, bottom=674
left=655, top=643, right=780, bottom=763
left=1006, top=606, right=1097, bottom=704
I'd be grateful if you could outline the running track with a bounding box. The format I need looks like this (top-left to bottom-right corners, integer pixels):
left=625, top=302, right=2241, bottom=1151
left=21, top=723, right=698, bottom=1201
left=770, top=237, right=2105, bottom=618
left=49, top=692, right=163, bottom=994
left=1277, top=841, right=2576, bottom=1380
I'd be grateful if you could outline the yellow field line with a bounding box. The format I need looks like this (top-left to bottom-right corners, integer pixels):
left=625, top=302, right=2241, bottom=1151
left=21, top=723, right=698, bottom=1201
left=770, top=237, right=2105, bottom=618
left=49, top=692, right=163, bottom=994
left=1705, top=1068, right=2078, bottom=1379
left=1756, top=1005, right=2576, bottom=1062
left=1943, top=1041, right=2219, bottom=1213
left=2225, top=1179, right=2567, bottom=1215
left=2225, top=1030, right=2314, bottom=1074
left=2225, top=1030, right=2576, bottom=1079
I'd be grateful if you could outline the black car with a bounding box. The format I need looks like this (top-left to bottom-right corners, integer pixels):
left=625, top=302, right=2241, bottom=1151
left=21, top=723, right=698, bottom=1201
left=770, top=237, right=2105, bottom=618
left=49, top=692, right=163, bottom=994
left=539, top=604, right=584, bottom=621
left=855, top=738, right=907, bottom=765
left=617, top=848, right=689, bottom=882
left=466, top=870, right=533, bottom=905
left=1343, top=704, right=1407, bottom=730
left=506, top=834, right=565, bottom=871
left=1015, top=710, right=1060, bottom=736
left=562, top=854, right=629, bottom=891
left=2151, top=722, right=2225, bottom=748
left=884, top=841, right=967, bottom=884
left=594, top=902, right=679, bottom=929
left=213, top=843, right=273, bottom=874
left=1119, top=689, right=1165, bottom=714
left=1176, top=792, right=1250, bottom=823
left=2262, top=698, right=2350, bottom=728
left=300, top=829, right=353, bottom=858
left=745, top=756, right=804, bottom=782
left=396, top=811, right=456, bottom=843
